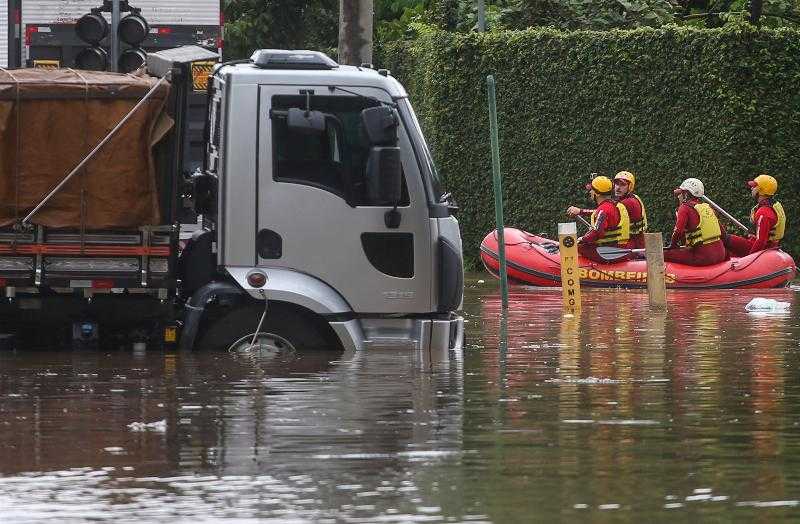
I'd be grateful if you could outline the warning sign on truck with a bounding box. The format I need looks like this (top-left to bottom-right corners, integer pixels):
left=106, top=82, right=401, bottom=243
left=33, top=59, right=60, bottom=69
left=191, top=61, right=215, bottom=92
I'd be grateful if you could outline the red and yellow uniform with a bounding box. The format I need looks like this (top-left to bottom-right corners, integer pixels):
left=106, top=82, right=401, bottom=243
left=664, top=199, right=727, bottom=266
left=618, top=194, right=647, bottom=249
left=727, top=200, right=785, bottom=256
left=577, top=199, right=631, bottom=263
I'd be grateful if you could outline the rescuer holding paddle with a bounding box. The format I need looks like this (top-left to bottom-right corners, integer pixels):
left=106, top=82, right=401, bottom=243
left=613, top=171, right=647, bottom=249
left=664, top=178, right=727, bottom=266
left=725, top=175, right=785, bottom=256
left=567, top=175, right=631, bottom=263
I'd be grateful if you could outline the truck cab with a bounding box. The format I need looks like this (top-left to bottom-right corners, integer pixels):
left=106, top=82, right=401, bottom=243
left=179, top=50, right=464, bottom=353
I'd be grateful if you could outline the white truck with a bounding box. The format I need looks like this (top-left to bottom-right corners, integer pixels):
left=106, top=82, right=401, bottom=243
left=0, top=46, right=465, bottom=354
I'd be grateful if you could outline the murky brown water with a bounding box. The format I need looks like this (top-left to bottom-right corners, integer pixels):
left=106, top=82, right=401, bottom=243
left=2, top=278, right=800, bottom=522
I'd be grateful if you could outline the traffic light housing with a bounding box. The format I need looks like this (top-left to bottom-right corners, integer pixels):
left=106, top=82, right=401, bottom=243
left=118, top=12, right=149, bottom=73
left=74, top=2, right=149, bottom=73
left=75, top=9, right=109, bottom=70
left=76, top=12, right=109, bottom=44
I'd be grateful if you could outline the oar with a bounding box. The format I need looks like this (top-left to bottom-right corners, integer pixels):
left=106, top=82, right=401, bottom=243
left=700, top=195, right=752, bottom=234
left=595, top=245, right=677, bottom=263
left=575, top=214, right=594, bottom=230
left=595, top=246, right=644, bottom=262
left=493, top=230, right=560, bottom=254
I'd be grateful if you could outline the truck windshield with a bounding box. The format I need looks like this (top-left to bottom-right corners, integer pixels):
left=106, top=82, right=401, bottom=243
left=397, top=98, right=444, bottom=204
left=272, top=94, right=409, bottom=207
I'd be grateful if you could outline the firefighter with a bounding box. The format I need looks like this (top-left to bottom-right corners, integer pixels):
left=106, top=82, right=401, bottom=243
left=567, top=175, right=630, bottom=263
left=613, top=171, right=647, bottom=249
left=664, top=178, right=727, bottom=266
left=725, top=175, right=785, bottom=257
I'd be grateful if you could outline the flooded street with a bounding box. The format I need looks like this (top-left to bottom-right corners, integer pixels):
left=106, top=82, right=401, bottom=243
left=3, top=278, right=800, bottom=522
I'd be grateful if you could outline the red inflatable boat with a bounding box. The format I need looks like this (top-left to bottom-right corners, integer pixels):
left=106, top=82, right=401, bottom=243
left=481, top=228, right=796, bottom=289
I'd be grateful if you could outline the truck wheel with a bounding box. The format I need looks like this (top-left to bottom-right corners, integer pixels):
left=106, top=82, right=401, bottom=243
left=194, top=303, right=339, bottom=352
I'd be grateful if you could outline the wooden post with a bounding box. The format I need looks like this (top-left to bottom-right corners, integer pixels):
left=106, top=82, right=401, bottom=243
left=645, top=232, right=667, bottom=310
left=559, top=222, right=581, bottom=315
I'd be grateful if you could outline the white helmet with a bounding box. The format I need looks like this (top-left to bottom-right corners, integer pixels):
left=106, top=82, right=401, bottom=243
left=678, top=178, right=704, bottom=197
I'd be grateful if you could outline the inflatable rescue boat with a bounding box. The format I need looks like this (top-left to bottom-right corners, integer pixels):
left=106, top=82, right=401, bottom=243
left=480, top=228, right=796, bottom=289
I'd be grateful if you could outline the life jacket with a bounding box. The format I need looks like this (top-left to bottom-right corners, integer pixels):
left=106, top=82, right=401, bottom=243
left=750, top=200, right=785, bottom=242
left=684, top=202, right=722, bottom=247
left=625, top=194, right=648, bottom=236
left=592, top=201, right=631, bottom=245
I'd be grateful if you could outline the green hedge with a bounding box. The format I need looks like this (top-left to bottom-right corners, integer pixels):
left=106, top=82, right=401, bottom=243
left=379, top=25, right=800, bottom=269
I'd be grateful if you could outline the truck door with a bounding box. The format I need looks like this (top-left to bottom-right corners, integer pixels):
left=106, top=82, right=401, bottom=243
left=256, top=86, right=434, bottom=314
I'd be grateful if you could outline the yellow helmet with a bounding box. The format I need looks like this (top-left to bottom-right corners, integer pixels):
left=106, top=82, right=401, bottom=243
left=613, top=171, right=636, bottom=191
left=585, top=176, right=613, bottom=195
left=748, top=174, right=777, bottom=196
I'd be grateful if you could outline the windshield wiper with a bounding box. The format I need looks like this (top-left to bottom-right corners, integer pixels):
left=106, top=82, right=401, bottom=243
left=328, top=85, right=397, bottom=108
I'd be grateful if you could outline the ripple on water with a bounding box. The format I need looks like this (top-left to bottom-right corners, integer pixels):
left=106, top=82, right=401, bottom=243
left=0, top=285, right=799, bottom=521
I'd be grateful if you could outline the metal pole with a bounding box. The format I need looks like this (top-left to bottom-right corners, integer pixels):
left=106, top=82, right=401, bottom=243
left=111, top=0, right=121, bottom=72
left=477, top=0, right=486, bottom=32
left=700, top=195, right=751, bottom=233
left=487, top=75, right=508, bottom=310
left=22, top=75, right=169, bottom=225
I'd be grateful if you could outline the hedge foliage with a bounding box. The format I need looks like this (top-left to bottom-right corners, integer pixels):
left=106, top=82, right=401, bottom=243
left=379, top=25, right=800, bottom=269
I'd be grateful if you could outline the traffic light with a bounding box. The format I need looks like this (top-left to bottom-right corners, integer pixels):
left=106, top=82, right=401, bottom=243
left=74, top=1, right=149, bottom=73
left=75, top=10, right=109, bottom=70
left=118, top=12, right=149, bottom=73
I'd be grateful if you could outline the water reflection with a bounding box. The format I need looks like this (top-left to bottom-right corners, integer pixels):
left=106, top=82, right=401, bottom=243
left=473, top=286, right=800, bottom=519
left=0, top=346, right=471, bottom=522
left=2, top=284, right=800, bottom=521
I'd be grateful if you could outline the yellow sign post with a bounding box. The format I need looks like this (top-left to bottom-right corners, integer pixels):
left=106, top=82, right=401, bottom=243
left=558, top=222, right=581, bottom=314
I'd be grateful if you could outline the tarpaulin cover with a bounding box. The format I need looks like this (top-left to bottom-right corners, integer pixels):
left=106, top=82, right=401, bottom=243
left=0, top=69, right=171, bottom=229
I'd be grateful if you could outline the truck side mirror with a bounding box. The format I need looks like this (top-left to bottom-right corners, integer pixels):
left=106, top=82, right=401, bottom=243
left=361, top=106, right=398, bottom=145
left=287, top=107, right=326, bottom=135
left=367, top=146, right=402, bottom=228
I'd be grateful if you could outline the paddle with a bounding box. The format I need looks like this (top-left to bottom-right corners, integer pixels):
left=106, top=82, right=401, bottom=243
left=493, top=230, right=561, bottom=254
left=700, top=195, right=752, bottom=234
left=575, top=214, right=594, bottom=230
left=595, top=245, right=680, bottom=263
left=595, top=246, right=644, bottom=262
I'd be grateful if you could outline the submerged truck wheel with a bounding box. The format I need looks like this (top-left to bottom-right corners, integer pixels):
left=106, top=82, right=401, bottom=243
left=193, top=303, right=341, bottom=352
left=226, top=332, right=296, bottom=353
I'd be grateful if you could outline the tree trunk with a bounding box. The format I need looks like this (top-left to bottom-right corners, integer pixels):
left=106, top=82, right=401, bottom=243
left=749, top=0, right=763, bottom=25
left=338, top=0, right=373, bottom=66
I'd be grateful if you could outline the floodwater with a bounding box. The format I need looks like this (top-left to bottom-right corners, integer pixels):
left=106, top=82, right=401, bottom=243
left=3, top=279, right=800, bottom=522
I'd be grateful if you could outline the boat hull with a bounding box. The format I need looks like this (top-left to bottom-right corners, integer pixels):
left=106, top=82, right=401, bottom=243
left=480, top=228, right=796, bottom=289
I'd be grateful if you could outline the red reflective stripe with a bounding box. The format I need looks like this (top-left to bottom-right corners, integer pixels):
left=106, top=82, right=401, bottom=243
left=0, top=244, right=171, bottom=256
left=25, top=25, right=37, bottom=45
left=91, top=280, right=115, bottom=289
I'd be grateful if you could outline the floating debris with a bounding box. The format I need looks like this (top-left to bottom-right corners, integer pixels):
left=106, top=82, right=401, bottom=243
left=127, top=419, right=167, bottom=432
